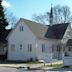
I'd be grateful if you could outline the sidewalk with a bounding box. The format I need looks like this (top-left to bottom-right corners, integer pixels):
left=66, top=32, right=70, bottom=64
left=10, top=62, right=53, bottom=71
left=46, top=60, right=63, bottom=65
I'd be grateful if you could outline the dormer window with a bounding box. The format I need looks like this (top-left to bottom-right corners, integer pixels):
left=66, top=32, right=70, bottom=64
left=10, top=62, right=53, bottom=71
left=20, top=26, right=23, bottom=32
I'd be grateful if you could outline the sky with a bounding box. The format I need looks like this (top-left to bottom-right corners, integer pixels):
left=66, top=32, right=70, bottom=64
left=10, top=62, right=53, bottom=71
left=2, top=0, right=72, bottom=21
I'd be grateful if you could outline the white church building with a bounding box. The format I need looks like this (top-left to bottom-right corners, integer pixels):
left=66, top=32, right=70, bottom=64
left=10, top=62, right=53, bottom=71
left=6, top=7, right=72, bottom=63
left=7, top=18, right=72, bottom=62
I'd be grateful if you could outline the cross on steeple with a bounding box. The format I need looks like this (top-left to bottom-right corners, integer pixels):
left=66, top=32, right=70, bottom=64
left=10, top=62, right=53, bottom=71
left=49, top=3, right=53, bottom=26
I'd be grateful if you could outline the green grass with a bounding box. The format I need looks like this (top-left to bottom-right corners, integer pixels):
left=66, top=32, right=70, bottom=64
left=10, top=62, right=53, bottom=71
left=45, top=64, right=63, bottom=68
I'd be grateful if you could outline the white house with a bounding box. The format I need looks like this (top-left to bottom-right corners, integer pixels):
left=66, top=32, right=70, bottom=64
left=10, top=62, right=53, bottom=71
left=7, top=18, right=72, bottom=62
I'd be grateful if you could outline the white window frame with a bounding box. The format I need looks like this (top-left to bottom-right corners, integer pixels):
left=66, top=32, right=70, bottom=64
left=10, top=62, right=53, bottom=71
left=42, top=44, right=45, bottom=52
left=11, top=44, right=15, bottom=51
left=20, top=26, right=23, bottom=32
left=20, top=44, right=22, bottom=50
left=28, top=44, right=32, bottom=52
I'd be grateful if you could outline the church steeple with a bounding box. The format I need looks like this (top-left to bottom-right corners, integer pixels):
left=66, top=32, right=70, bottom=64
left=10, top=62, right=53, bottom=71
left=49, top=4, right=53, bottom=26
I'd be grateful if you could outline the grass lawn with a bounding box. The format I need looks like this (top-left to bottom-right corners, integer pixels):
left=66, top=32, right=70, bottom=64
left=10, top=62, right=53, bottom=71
left=45, top=64, right=63, bottom=68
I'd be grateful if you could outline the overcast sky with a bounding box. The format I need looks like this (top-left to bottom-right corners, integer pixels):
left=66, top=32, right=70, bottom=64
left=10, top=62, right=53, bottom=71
left=2, top=0, right=72, bottom=21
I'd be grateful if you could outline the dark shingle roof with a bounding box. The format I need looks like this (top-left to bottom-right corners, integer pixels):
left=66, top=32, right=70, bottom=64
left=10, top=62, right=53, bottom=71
left=51, top=23, right=69, bottom=39
left=66, top=39, right=72, bottom=46
left=45, top=23, right=69, bottom=39
left=45, top=27, right=56, bottom=39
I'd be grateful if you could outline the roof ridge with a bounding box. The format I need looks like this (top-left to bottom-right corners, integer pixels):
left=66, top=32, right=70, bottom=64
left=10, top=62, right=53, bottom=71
left=21, top=18, right=48, bottom=26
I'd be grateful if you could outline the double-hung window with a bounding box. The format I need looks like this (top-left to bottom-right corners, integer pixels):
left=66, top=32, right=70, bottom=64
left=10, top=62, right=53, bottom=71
left=28, top=44, right=32, bottom=52
left=11, top=44, right=15, bottom=51
left=20, top=26, right=23, bottom=32
left=42, top=44, right=45, bottom=52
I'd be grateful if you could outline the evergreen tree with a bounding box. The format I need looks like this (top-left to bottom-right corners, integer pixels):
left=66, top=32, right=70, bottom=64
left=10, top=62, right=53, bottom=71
left=0, top=0, right=9, bottom=42
left=0, top=0, right=8, bottom=31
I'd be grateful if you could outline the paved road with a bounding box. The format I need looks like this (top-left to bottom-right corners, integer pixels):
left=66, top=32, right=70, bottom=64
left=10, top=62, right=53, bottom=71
left=0, top=67, right=18, bottom=72
left=0, top=67, right=46, bottom=72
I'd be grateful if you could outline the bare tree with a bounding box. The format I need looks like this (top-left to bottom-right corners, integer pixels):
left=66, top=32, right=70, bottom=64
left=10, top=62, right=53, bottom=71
left=32, top=5, right=72, bottom=25
left=62, top=6, right=71, bottom=23
left=53, top=5, right=62, bottom=24
left=32, top=13, right=49, bottom=24
left=4, top=8, right=18, bottom=29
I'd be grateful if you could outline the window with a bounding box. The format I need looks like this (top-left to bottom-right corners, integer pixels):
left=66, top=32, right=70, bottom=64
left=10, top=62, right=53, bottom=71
left=57, top=45, right=60, bottom=52
left=52, top=44, right=54, bottom=52
left=42, top=44, right=45, bottom=52
left=28, top=44, right=32, bottom=52
left=20, top=44, right=22, bottom=50
left=68, top=46, right=72, bottom=51
left=20, top=26, right=23, bottom=32
left=11, top=44, right=15, bottom=51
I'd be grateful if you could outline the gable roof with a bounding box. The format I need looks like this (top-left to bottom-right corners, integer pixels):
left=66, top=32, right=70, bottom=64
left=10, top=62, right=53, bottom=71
left=23, top=19, right=69, bottom=39
left=7, top=18, right=69, bottom=40
left=22, top=18, right=48, bottom=39
left=21, top=18, right=69, bottom=39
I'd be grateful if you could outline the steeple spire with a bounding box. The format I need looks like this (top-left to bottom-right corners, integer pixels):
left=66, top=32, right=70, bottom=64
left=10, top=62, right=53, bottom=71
left=49, top=4, right=53, bottom=26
